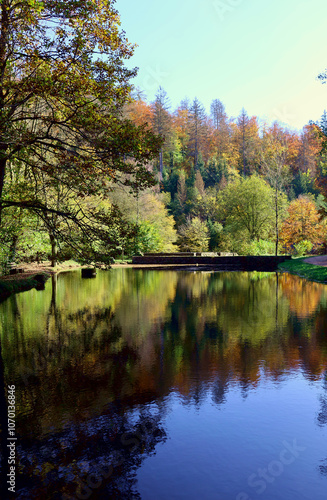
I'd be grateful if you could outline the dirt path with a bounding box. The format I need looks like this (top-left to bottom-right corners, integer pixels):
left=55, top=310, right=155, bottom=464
left=303, top=256, right=327, bottom=267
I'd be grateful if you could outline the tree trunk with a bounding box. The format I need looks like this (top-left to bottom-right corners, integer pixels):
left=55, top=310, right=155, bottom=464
left=275, top=184, right=278, bottom=256
left=0, top=158, right=6, bottom=226
left=50, top=233, right=57, bottom=267
left=242, top=121, right=246, bottom=177
left=0, top=0, right=9, bottom=228
left=0, top=337, right=9, bottom=499
left=243, top=135, right=246, bottom=177
left=159, top=148, right=163, bottom=179
left=8, top=234, right=18, bottom=264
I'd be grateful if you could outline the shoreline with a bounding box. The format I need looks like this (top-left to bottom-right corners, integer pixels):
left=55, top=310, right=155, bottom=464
left=0, top=261, right=135, bottom=302
left=2, top=256, right=327, bottom=302
left=278, top=256, right=327, bottom=284
left=0, top=262, right=86, bottom=302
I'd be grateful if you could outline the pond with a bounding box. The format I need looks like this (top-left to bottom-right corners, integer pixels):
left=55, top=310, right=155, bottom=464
left=0, top=269, right=327, bottom=499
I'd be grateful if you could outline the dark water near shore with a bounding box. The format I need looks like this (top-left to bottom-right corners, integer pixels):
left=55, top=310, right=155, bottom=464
left=0, top=269, right=327, bottom=499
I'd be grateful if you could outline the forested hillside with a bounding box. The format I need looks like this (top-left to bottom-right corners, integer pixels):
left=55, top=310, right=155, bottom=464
left=124, top=88, right=327, bottom=256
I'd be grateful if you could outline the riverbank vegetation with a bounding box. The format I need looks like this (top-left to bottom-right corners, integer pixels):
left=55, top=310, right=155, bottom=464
left=0, top=273, right=49, bottom=303
left=1, top=1, right=327, bottom=275
left=278, top=258, right=327, bottom=284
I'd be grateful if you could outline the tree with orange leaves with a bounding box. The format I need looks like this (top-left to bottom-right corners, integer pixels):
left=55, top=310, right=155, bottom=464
left=126, top=96, right=154, bottom=128
left=296, top=124, right=323, bottom=176
left=279, top=196, right=326, bottom=253
left=234, top=108, right=261, bottom=176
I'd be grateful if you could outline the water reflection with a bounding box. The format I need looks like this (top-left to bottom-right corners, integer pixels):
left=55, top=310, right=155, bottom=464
left=317, top=372, right=327, bottom=477
left=1, top=269, right=327, bottom=498
left=17, top=402, right=167, bottom=498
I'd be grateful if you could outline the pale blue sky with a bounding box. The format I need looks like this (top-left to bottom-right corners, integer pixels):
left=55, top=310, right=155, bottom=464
left=116, top=0, right=327, bottom=130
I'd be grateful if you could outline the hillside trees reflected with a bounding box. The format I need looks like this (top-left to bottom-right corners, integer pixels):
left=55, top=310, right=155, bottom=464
left=2, top=270, right=327, bottom=429
left=1, top=269, right=327, bottom=495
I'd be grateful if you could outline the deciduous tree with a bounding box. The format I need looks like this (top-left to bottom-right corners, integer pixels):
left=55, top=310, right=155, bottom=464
left=218, top=175, right=276, bottom=241
left=234, top=109, right=260, bottom=176
left=0, top=0, right=162, bottom=267
left=189, top=97, right=207, bottom=168
left=0, top=0, right=161, bottom=226
left=279, top=196, right=326, bottom=252
left=210, top=98, right=230, bottom=158
left=177, top=217, right=209, bottom=252
left=261, top=124, right=291, bottom=255
left=151, top=87, right=171, bottom=177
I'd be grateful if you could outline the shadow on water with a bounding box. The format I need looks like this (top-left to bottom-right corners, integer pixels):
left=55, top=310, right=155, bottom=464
left=1, top=269, right=327, bottom=497
left=0, top=274, right=168, bottom=498
left=16, top=404, right=167, bottom=499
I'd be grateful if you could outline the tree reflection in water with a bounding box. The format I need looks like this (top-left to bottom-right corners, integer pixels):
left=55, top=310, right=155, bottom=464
left=1, top=269, right=327, bottom=497
left=16, top=404, right=166, bottom=499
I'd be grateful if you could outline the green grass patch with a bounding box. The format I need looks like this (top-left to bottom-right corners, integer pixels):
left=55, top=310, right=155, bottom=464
left=278, top=257, right=327, bottom=284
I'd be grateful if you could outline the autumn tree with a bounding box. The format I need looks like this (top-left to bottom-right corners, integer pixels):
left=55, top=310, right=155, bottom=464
left=294, top=125, right=323, bottom=188
left=0, top=0, right=162, bottom=257
left=218, top=175, right=276, bottom=241
left=126, top=94, right=153, bottom=128
left=188, top=97, right=207, bottom=168
left=194, top=170, right=205, bottom=197
left=310, top=111, right=327, bottom=200
left=210, top=98, right=230, bottom=158
left=279, top=196, right=326, bottom=253
left=261, top=124, right=291, bottom=255
left=151, top=87, right=171, bottom=177
left=108, top=187, right=177, bottom=254
left=234, top=109, right=260, bottom=176
left=172, top=101, right=191, bottom=170
left=177, top=217, right=209, bottom=252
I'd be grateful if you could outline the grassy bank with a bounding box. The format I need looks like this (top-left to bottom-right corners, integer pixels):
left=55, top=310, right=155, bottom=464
left=0, top=260, right=83, bottom=302
left=0, top=259, right=133, bottom=302
left=0, top=273, right=50, bottom=303
left=278, top=257, right=327, bottom=284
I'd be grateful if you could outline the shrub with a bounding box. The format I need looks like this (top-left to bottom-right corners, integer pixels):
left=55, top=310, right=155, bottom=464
left=293, top=240, right=313, bottom=257
left=247, top=239, right=276, bottom=256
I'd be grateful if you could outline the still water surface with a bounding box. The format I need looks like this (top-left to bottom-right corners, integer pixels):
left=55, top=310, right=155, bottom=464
left=0, top=269, right=327, bottom=499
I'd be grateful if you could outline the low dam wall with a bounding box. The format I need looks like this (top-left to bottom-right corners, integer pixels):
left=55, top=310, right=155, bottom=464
left=132, top=254, right=292, bottom=272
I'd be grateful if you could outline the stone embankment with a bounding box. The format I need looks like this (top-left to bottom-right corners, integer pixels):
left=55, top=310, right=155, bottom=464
left=132, top=253, right=292, bottom=272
